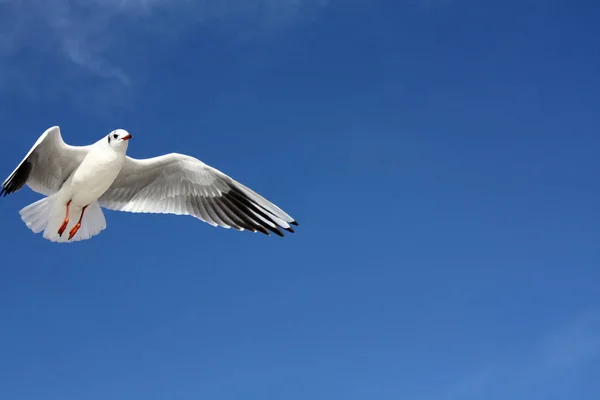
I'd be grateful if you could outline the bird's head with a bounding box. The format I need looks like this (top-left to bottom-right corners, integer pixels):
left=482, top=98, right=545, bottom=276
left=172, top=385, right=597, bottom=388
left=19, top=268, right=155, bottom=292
left=107, top=129, right=132, bottom=150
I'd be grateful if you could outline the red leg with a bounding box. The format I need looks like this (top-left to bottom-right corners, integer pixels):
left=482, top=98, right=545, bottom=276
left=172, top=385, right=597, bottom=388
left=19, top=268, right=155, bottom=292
left=68, top=205, right=88, bottom=240
left=57, top=200, right=71, bottom=237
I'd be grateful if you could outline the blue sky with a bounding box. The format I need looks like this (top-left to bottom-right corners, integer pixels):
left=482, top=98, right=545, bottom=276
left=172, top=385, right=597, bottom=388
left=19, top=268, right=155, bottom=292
left=1, top=0, right=599, bottom=399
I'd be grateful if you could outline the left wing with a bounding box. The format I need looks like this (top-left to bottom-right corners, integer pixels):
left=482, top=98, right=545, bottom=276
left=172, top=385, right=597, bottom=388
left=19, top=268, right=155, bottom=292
left=1, top=126, right=91, bottom=197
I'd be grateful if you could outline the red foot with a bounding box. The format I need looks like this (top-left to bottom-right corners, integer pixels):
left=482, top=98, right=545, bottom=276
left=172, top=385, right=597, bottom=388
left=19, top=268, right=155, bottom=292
left=68, top=223, right=81, bottom=240
left=57, top=200, right=71, bottom=237
left=58, top=219, right=68, bottom=237
left=67, top=204, right=88, bottom=241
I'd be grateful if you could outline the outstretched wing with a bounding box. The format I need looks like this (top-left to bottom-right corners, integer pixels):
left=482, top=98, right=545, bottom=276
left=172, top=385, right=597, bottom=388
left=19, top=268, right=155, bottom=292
left=98, top=153, right=298, bottom=236
left=1, top=126, right=91, bottom=197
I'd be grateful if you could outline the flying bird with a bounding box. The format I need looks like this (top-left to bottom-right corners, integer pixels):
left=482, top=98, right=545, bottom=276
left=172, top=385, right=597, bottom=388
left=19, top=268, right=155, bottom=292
left=1, top=126, right=298, bottom=242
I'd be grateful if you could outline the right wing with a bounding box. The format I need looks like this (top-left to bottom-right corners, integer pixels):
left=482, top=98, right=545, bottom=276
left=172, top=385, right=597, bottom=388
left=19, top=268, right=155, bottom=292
left=1, top=126, right=91, bottom=197
left=98, top=153, right=298, bottom=236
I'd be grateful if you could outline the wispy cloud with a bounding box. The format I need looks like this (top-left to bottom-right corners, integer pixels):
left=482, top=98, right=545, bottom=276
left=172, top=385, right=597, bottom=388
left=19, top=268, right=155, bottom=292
left=441, top=310, right=600, bottom=400
left=539, top=310, right=600, bottom=370
left=0, top=0, right=328, bottom=107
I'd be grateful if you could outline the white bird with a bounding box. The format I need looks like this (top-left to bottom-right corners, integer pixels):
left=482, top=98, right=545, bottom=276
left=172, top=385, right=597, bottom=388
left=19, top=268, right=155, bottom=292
left=1, top=126, right=298, bottom=242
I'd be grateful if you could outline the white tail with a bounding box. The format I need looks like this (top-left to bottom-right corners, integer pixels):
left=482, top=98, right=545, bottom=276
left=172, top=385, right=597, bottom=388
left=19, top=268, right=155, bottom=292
left=19, top=196, right=107, bottom=243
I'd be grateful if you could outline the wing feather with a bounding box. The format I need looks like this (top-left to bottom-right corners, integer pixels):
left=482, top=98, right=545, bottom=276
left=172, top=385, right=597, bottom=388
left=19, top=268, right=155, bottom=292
left=207, top=197, right=238, bottom=230
left=98, top=153, right=297, bottom=236
left=1, top=126, right=90, bottom=197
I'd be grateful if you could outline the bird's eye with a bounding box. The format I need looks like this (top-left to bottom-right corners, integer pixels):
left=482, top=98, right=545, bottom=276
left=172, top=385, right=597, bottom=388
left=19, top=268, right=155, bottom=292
left=113, top=134, right=118, bottom=139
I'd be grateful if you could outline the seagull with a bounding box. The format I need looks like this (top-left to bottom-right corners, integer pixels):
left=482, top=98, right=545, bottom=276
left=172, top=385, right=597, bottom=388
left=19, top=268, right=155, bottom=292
left=1, top=126, right=298, bottom=242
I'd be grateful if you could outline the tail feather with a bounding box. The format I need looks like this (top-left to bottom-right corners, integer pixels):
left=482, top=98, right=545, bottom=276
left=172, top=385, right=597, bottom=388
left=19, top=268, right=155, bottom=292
left=19, top=196, right=52, bottom=234
left=20, top=196, right=107, bottom=243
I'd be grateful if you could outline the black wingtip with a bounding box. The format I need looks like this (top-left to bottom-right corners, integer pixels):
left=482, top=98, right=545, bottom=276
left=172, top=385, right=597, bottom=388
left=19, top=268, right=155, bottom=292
left=291, top=220, right=299, bottom=226
left=1, top=159, right=33, bottom=197
left=1, top=183, right=11, bottom=197
left=256, top=225, right=271, bottom=236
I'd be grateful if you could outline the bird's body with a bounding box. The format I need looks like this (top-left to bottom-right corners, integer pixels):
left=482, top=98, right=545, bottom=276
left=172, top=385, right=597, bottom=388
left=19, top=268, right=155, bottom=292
left=1, top=126, right=297, bottom=243
left=67, top=136, right=126, bottom=207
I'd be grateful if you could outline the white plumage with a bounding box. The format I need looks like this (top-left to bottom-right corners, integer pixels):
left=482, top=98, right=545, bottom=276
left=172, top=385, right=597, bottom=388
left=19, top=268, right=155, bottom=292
left=1, top=126, right=298, bottom=242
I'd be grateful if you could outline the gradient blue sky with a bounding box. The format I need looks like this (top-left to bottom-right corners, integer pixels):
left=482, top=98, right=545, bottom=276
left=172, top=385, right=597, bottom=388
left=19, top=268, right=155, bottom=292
left=1, top=0, right=599, bottom=399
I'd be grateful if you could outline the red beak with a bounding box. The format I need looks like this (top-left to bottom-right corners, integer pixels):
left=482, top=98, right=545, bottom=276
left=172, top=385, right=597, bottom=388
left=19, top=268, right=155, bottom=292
left=123, top=134, right=132, bottom=141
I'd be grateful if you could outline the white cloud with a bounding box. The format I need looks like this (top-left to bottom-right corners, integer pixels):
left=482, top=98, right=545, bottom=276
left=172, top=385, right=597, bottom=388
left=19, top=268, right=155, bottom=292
left=440, top=310, right=600, bottom=400
left=0, top=0, right=328, bottom=106
left=539, top=310, right=600, bottom=369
